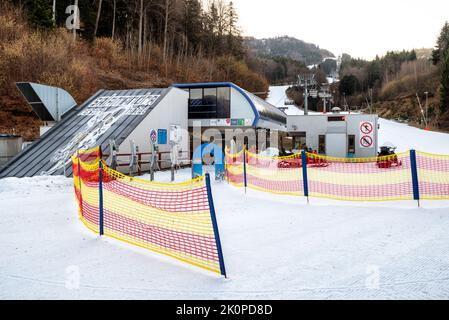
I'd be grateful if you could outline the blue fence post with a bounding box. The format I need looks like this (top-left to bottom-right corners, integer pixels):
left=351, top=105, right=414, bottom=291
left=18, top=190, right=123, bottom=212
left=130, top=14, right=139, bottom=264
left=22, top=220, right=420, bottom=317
left=410, top=149, right=420, bottom=207
left=205, top=173, right=227, bottom=278
left=98, top=159, right=104, bottom=236
left=243, top=148, right=247, bottom=194
left=301, top=150, right=309, bottom=203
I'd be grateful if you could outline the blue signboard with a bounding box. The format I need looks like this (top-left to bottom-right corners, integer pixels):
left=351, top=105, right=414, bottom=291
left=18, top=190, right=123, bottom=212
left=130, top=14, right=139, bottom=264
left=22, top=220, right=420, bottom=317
left=158, top=129, right=167, bottom=145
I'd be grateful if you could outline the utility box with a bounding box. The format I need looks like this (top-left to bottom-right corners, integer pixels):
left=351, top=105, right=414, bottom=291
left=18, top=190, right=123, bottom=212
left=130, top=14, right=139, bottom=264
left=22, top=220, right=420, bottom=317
left=0, top=135, right=23, bottom=167
left=287, top=113, right=379, bottom=158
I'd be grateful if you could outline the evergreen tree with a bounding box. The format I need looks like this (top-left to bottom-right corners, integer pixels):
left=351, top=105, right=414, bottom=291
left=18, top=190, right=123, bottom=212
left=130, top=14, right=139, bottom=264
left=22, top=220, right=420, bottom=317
left=204, top=2, right=219, bottom=54
left=25, top=0, right=54, bottom=29
left=432, top=22, right=449, bottom=113
left=440, top=51, right=449, bottom=113
left=432, top=22, right=449, bottom=65
left=339, top=75, right=360, bottom=96
left=183, top=0, right=203, bottom=52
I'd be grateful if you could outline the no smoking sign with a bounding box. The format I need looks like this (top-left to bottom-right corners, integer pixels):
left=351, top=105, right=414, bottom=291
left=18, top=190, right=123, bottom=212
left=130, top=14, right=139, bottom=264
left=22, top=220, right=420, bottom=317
left=360, top=135, right=373, bottom=148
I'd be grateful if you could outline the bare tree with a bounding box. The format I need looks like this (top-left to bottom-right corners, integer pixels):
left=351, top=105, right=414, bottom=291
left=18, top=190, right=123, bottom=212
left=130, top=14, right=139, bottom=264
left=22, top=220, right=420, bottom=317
left=163, top=0, right=171, bottom=61
left=138, top=0, right=144, bottom=55
left=111, top=0, right=117, bottom=40
left=94, top=0, right=103, bottom=36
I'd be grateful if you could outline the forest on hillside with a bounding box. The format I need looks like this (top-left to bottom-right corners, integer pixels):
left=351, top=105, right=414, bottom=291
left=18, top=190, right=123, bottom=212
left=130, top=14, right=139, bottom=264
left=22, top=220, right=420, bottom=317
left=2, top=1, right=449, bottom=138
left=0, top=0, right=274, bottom=139
left=285, top=24, right=449, bottom=131
left=334, top=26, right=449, bottom=129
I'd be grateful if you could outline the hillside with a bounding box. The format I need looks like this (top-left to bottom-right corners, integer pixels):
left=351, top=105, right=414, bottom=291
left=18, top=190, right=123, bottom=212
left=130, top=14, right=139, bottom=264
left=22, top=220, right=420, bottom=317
left=0, top=1, right=269, bottom=141
left=336, top=48, right=449, bottom=130
left=245, top=36, right=335, bottom=66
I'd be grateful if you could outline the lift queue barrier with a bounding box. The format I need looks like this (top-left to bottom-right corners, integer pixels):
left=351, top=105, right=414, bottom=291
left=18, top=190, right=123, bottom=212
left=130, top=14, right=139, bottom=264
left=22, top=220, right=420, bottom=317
left=72, top=147, right=226, bottom=277
left=225, top=148, right=449, bottom=203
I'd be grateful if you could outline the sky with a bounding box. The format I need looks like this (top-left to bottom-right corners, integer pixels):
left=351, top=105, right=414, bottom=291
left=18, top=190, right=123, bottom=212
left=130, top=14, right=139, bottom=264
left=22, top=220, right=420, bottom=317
left=231, top=0, right=449, bottom=60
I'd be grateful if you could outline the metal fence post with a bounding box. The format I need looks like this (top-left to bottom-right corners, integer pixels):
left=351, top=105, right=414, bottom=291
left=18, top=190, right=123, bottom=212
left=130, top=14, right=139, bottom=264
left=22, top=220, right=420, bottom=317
left=410, top=149, right=420, bottom=207
left=243, top=148, right=248, bottom=194
left=301, top=150, right=309, bottom=203
left=99, top=160, right=104, bottom=236
left=205, top=173, right=227, bottom=278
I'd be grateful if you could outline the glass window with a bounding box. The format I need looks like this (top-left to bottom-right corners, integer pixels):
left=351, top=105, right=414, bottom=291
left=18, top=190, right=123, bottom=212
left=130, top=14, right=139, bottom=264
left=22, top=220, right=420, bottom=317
left=188, top=87, right=217, bottom=119
left=217, top=87, right=230, bottom=118
left=319, top=135, right=326, bottom=154
left=348, top=135, right=356, bottom=154
left=190, top=88, right=203, bottom=100
left=328, top=116, right=346, bottom=122
left=293, top=135, right=307, bottom=150
left=291, top=132, right=306, bottom=150
left=203, top=88, right=217, bottom=106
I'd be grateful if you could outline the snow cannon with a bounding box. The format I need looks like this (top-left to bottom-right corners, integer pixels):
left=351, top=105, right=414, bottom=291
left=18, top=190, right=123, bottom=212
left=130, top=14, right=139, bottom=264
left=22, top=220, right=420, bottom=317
left=376, top=142, right=402, bottom=169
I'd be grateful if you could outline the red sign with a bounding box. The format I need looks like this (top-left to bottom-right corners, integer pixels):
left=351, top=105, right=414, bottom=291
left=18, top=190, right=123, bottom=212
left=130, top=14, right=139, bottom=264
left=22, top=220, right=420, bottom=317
left=150, top=130, right=157, bottom=143
left=360, top=135, right=373, bottom=148
left=360, top=122, right=374, bottom=134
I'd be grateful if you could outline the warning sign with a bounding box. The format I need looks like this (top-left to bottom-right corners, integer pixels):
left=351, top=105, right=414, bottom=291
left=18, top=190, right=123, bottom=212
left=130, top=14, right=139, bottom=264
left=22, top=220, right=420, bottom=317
left=150, top=129, right=157, bottom=143
left=360, top=135, right=373, bottom=148
left=360, top=122, right=374, bottom=135
left=359, top=121, right=374, bottom=148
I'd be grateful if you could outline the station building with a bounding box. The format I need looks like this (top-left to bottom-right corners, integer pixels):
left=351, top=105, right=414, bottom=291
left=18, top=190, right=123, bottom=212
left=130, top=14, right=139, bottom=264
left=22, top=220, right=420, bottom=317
left=1, top=82, right=287, bottom=178
left=286, top=113, right=379, bottom=158
left=174, top=82, right=287, bottom=152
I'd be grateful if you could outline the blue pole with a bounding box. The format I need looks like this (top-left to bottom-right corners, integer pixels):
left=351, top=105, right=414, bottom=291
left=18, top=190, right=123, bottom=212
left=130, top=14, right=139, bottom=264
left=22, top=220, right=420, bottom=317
left=301, top=150, right=309, bottom=202
left=410, top=149, right=420, bottom=207
left=205, top=173, right=227, bottom=278
left=99, top=160, right=104, bottom=236
left=243, top=148, right=247, bottom=193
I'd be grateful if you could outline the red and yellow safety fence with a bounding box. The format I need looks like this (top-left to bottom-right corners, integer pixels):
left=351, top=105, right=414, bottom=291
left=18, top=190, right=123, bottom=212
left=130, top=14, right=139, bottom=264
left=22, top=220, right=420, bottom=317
left=416, top=151, right=449, bottom=200
left=226, top=148, right=449, bottom=202
left=72, top=147, right=226, bottom=277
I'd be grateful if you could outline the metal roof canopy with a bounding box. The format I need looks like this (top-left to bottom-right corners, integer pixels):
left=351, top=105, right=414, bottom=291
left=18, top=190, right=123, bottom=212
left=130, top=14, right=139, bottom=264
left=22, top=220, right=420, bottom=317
left=173, top=82, right=287, bottom=127
left=0, top=87, right=170, bottom=178
left=16, top=82, right=77, bottom=121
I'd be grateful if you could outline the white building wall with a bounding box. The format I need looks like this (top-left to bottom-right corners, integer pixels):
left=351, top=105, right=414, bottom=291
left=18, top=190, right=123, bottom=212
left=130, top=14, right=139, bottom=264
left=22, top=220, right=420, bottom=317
left=287, top=114, right=379, bottom=158
left=118, top=87, right=189, bottom=170
left=230, top=87, right=256, bottom=123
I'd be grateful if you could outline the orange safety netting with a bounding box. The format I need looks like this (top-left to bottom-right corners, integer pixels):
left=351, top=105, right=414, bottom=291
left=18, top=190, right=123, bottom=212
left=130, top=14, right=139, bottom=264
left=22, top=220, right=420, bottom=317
left=225, top=148, right=449, bottom=202
left=72, top=147, right=226, bottom=276
left=416, top=151, right=449, bottom=200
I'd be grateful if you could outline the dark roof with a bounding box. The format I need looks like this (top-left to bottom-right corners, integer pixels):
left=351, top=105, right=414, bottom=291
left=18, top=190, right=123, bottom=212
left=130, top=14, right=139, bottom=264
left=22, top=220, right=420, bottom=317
left=173, top=82, right=287, bottom=127
left=0, top=88, right=170, bottom=178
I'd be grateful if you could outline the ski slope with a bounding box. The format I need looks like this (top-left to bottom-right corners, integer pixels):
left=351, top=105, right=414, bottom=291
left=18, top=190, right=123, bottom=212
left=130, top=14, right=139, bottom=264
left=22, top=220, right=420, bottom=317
left=266, top=85, right=304, bottom=116
left=1, top=87, right=449, bottom=299
left=268, top=85, right=449, bottom=154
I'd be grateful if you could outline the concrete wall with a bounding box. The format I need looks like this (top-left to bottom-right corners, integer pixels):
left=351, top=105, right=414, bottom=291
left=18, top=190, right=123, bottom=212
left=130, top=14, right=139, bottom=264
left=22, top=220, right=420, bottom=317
left=118, top=87, right=189, bottom=172
left=287, top=114, right=379, bottom=158
left=0, top=136, right=23, bottom=167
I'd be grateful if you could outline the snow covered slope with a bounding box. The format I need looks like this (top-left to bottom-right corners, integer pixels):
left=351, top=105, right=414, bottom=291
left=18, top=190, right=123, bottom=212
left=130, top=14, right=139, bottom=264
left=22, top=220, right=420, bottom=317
left=266, top=85, right=303, bottom=116
left=379, top=118, right=449, bottom=154
left=1, top=171, right=449, bottom=299
left=1, top=88, right=449, bottom=299
left=268, top=85, right=449, bottom=154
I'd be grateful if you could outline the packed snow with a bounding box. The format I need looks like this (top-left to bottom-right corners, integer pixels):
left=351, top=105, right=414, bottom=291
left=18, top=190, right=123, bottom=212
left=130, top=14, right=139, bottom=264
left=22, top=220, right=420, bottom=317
left=1, top=86, right=449, bottom=299
left=266, top=85, right=304, bottom=116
